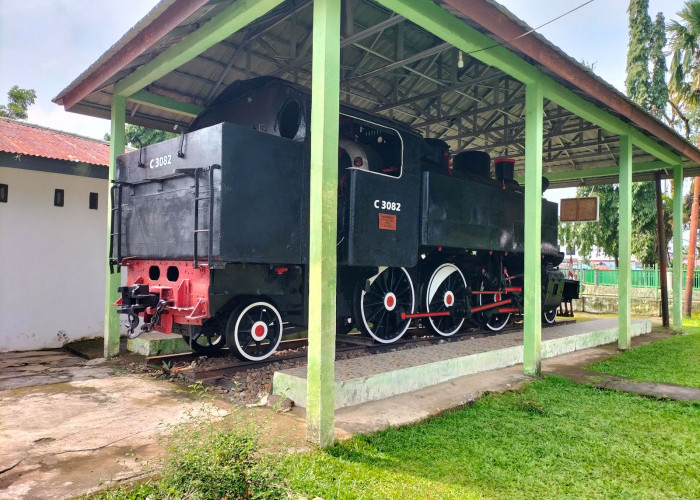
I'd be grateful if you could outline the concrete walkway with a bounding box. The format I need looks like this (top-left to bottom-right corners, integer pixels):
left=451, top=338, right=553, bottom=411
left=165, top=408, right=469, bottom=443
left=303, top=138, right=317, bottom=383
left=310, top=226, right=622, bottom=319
left=541, top=329, right=700, bottom=402
left=0, top=351, right=229, bottom=500
left=280, top=326, right=685, bottom=439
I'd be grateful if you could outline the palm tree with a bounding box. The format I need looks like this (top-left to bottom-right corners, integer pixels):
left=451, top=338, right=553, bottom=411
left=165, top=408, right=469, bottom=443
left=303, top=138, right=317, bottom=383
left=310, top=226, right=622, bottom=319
left=668, top=1, right=700, bottom=316
left=668, top=0, right=700, bottom=134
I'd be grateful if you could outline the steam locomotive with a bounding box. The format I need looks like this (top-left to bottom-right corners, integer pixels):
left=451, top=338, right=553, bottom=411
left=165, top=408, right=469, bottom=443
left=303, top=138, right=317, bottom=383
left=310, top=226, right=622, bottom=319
left=113, top=77, right=578, bottom=361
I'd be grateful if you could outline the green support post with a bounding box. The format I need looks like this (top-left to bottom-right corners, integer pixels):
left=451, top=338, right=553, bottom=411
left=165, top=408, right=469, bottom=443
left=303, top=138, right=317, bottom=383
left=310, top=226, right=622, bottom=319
left=618, top=135, right=632, bottom=349
left=523, top=82, right=543, bottom=377
left=673, top=164, right=684, bottom=330
left=306, top=0, right=340, bottom=447
left=104, top=96, right=126, bottom=358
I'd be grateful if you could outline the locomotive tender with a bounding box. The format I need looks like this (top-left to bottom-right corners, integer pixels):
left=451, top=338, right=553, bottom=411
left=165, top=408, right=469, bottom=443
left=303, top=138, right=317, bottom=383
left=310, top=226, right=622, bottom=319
left=114, top=77, right=577, bottom=361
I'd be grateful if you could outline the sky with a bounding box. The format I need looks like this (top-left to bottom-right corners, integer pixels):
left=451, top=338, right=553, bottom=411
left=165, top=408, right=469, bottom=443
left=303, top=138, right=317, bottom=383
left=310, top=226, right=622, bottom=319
left=0, top=0, right=690, bottom=145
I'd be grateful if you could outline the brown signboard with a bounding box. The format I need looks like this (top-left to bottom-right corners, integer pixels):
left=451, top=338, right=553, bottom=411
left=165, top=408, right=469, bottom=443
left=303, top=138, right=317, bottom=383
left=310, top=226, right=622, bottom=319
left=560, top=197, right=599, bottom=222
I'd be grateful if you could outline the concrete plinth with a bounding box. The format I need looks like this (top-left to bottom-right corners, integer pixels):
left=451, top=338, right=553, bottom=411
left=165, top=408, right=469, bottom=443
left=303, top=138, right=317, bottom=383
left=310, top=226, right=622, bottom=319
left=272, top=318, right=652, bottom=410
left=126, top=331, right=190, bottom=356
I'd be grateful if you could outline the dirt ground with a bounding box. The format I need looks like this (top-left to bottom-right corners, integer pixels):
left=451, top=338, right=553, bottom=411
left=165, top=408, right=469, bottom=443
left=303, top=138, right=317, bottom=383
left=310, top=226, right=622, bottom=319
left=0, top=318, right=678, bottom=500
left=0, top=350, right=307, bottom=500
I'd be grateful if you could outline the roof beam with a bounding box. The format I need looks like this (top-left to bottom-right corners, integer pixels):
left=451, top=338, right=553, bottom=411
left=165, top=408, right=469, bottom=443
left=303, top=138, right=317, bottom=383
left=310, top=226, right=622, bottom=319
left=551, top=161, right=669, bottom=181
left=58, top=0, right=210, bottom=110
left=342, top=42, right=451, bottom=84
left=540, top=80, right=681, bottom=166
left=374, top=0, right=683, bottom=167
left=517, top=160, right=668, bottom=183
left=128, top=90, right=204, bottom=117
left=373, top=0, right=539, bottom=84
left=114, top=0, right=284, bottom=97
left=442, top=0, right=699, bottom=165
left=374, top=68, right=501, bottom=112
left=271, top=14, right=405, bottom=78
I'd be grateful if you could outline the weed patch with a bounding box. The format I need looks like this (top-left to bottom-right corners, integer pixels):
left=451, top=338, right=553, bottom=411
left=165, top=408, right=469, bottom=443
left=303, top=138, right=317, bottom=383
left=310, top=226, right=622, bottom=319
left=88, top=420, right=283, bottom=500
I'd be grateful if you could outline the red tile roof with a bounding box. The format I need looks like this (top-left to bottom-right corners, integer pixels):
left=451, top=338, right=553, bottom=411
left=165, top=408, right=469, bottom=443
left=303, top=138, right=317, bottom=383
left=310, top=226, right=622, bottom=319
left=0, top=117, right=110, bottom=166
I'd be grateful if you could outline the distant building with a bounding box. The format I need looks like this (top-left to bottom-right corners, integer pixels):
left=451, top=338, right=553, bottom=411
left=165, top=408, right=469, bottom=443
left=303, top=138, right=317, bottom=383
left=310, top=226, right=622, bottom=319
left=0, top=118, right=110, bottom=351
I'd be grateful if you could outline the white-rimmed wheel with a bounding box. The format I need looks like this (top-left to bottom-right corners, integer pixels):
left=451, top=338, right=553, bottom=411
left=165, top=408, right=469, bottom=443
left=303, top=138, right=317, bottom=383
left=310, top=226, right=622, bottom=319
left=475, top=280, right=511, bottom=332
left=543, top=309, right=557, bottom=324
left=181, top=332, right=226, bottom=355
left=226, top=300, right=283, bottom=361
left=356, top=267, right=415, bottom=343
left=425, top=263, right=468, bottom=336
left=181, top=317, right=226, bottom=355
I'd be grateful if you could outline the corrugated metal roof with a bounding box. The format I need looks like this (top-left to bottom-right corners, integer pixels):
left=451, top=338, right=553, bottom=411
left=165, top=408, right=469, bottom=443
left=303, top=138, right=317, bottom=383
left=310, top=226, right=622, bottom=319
left=0, top=118, right=110, bottom=166
left=52, top=0, right=700, bottom=185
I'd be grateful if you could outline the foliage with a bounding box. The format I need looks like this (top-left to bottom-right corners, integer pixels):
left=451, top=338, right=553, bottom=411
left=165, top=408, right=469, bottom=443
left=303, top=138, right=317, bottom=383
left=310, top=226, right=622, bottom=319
left=282, top=376, right=700, bottom=500
left=668, top=1, right=700, bottom=138
left=564, top=2, right=676, bottom=266
left=103, top=126, right=177, bottom=147
left=0, top=85, right=37, bottom=120
left=90, top=424, right=283, bottom=500
left=559, top=185, right=619, bottom=265
left=626, top=0, right=652, bottom=108
left=649, top=13, right=669, bottom=118
left=560, top=182, right=670, bottom=266
left=125, top=124, right=177, bottom=148
left=589, top=324, right=700, bottom=387
left=631, top=181, right=663, bottom=265
left=668, top=1, right=700, bottom=107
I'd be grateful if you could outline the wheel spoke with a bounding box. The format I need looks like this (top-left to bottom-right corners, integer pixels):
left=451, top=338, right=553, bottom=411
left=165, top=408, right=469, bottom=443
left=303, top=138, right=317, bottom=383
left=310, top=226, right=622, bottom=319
left=228, top=301, right=283, bottom=361
left=426, top=263, right=467, bottom=337
left=358, top=267, right=413, bottom=343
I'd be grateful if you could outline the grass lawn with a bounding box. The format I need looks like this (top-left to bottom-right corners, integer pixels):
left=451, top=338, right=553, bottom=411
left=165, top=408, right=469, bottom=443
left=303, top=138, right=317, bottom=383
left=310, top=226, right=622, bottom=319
left=282, top=376, right=699, bottom=500
left=588, top=323, right=700, bottom=388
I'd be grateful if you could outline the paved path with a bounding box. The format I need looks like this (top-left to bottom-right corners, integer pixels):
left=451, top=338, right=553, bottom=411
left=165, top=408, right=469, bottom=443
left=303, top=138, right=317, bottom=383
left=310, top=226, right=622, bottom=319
left=0, top=351, right=228, bottom=500
left=542, top=329, right=700, bottom=401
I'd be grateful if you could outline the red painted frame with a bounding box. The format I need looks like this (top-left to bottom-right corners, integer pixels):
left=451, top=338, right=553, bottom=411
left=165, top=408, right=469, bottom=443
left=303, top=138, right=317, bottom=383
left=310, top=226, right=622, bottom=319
left=122, top=259, right=210, bottom=334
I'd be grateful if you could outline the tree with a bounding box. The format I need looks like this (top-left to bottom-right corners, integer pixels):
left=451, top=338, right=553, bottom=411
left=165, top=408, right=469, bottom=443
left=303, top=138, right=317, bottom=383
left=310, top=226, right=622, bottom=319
left=125, top=124, right=177, bottom=147
left=560, top=185, right=620, bottom=266
left=103, top=125, right=177, bottom=147
left=0, top=86, right=36, bottom=120
left=667, top=1, right=700, bottom=138
left=649, top=13, right=669, bottom=119
left=631, top=181, right=662, bottom=265
left=668, top=1, right=700, bottom=109
left=668, top=1, right=700, bottom=316
left=626, top=0, right=652, bottom=108
left=560, top=183, right=668, bottom=268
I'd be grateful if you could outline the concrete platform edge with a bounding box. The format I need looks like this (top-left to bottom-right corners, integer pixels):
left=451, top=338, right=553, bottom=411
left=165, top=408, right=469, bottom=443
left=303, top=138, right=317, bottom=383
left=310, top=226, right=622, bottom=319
left=127, top=333, right=190, bottom=356
left=273, top=319, right=653, bottom=409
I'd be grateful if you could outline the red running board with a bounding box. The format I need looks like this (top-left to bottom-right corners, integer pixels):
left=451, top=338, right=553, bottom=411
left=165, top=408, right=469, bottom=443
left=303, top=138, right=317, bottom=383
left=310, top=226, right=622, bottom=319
left=401, top=311, right=451, bottom=320
left=471, top=299, right=512, bottom=313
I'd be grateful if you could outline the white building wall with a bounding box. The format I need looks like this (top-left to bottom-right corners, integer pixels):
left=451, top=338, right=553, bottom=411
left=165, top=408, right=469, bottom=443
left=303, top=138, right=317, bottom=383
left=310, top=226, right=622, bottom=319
left=0, top=166, right=108, bottom=351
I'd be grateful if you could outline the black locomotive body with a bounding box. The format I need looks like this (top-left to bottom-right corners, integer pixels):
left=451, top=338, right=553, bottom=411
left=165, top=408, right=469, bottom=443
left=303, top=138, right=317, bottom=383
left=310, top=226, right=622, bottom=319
left=114, top=77, right=578, bottom=360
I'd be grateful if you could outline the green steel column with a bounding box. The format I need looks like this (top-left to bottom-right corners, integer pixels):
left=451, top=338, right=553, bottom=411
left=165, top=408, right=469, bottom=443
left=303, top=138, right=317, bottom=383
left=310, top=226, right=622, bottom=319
left=618, top=135, right=632, bottom=349
left=523, top=82, right=543, bottom=377
left=306, top=0, right=340, bottom=447
left=673, top=164, right=684, bottom=330
left=104, top=96, right=126, bottom=358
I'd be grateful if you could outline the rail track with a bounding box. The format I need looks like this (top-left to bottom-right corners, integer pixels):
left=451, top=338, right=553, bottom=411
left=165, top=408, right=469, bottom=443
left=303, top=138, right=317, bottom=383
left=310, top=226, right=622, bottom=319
left=144, top=318, right=576, bottom=383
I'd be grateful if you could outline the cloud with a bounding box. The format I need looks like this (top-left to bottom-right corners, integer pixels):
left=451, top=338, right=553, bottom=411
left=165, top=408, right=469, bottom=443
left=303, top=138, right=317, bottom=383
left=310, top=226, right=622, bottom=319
left=29, top=103, right=110, bottom=141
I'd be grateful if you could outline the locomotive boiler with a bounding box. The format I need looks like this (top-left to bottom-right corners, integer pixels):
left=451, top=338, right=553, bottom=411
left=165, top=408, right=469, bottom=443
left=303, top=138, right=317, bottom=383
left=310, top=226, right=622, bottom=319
left=113, top=77, right=578, bottom=361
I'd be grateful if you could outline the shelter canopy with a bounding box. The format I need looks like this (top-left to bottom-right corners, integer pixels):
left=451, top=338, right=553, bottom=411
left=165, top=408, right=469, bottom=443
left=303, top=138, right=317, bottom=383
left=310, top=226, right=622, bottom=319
left=54, top=0, right=700, bottom=187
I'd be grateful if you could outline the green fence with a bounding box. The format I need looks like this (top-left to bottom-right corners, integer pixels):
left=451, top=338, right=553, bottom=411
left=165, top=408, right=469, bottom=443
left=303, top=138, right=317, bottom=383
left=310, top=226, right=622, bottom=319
left=581, top=268, right=700, bottom=289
